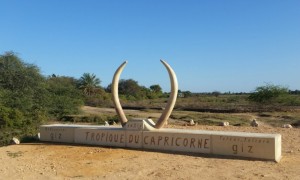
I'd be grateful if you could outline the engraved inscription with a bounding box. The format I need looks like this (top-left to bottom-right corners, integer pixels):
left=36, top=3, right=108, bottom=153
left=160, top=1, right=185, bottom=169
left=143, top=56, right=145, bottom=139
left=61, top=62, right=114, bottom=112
left=85, top=131, right=125, bottom=144
left=128, top=134, right=140, bottom=144
left=40, top=124, right=281, bottom=162
left=232, top=144, right=254, bottom=154
left=50, top=132, right=62, bottom=140
left=219, top=136, right=270, bottom=144
left=143, top=135, right=210, bottom=149
left=44, top=127, right=65, bottom=140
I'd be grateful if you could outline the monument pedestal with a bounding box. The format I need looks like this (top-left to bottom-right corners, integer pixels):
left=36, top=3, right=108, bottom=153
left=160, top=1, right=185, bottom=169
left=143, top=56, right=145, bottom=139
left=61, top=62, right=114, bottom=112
left=40, top=120, right=281, bottom=162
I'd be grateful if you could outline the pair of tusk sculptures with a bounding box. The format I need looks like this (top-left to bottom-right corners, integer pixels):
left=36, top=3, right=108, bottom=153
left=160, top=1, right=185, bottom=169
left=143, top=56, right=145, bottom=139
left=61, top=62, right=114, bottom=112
left=39, top=60, right=282, bottom=162
left=112, top=60, right=178, bottom=129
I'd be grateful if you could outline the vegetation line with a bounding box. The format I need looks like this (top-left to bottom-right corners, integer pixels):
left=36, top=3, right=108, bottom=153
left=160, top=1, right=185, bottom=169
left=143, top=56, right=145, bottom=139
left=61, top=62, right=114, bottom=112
left=0, top=51, right=299, bottom=146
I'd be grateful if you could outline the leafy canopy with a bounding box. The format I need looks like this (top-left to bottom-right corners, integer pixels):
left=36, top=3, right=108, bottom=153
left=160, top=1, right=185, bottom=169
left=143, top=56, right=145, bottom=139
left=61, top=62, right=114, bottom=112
left=0, top=52, right=84, bottom=146
left=248, top=83, right=289, bottom=104
left=78, top=73, right=101, bottom=96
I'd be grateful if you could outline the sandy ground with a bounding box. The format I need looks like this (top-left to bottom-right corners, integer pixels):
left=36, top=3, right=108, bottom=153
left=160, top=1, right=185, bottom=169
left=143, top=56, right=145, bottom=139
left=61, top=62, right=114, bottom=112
left=1, top=124, right=299, bottom=180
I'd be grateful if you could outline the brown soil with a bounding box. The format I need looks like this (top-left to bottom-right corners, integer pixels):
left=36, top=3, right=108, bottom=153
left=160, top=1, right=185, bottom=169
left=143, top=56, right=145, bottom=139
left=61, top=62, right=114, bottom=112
left=1, top=124, right=299, bottom=180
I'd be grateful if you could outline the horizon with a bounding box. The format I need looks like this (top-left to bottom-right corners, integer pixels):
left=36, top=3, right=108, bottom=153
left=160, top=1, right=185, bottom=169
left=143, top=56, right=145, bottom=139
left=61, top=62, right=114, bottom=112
left=1, top=1, right=299, bottom=93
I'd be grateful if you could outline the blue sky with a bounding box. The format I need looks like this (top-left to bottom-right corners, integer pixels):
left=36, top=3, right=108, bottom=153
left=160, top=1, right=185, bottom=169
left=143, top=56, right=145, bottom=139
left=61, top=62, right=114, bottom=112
left=1, top=0, right=299, bottom=92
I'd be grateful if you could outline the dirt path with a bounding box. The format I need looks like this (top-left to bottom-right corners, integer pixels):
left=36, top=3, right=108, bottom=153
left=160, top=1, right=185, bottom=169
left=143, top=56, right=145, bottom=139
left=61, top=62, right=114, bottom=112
left=1, top=124, right=299, bottom=180
left=82, top=106, right=163, bottom=119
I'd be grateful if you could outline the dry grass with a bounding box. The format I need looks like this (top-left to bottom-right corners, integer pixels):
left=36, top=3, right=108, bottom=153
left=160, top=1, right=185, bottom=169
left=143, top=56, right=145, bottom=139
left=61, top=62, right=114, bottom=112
left=78, top=106, right=300, bottom=128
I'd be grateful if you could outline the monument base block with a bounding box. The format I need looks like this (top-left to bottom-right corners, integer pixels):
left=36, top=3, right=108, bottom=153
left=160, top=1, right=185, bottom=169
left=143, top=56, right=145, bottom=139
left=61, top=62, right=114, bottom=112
left=40, top=120, right=281, bottom=162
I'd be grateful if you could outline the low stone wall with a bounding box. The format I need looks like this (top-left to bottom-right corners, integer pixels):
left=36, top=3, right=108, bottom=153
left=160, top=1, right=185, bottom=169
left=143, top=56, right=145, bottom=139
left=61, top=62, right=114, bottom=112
left=40, top=120, right=281, bottom=162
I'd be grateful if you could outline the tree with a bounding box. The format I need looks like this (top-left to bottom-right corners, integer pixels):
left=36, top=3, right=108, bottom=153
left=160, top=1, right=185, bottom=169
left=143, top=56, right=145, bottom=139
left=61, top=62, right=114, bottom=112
left=84, top=87, right=112, bottom=107
left=0, top=52, right=85, bottom=145
left=47, top=76, right=83, bottom=118
left=148, top=84, right=163, bottom=99
left=182, top=91, right=192, bottom=98
left=150, top=85, right=162, bottom=94
left=248, top=83, right=289, bottom=104
left=78, top=73, right=101, bottom=96
left=212, top=91, right=221, bottom=97
left=0, top=52, right=49, bottom=145
left=290, top=90, right=300, bottom=95
left=0, top=52, right=48, bottom=118
left=118, top=79, right=147, bottom=100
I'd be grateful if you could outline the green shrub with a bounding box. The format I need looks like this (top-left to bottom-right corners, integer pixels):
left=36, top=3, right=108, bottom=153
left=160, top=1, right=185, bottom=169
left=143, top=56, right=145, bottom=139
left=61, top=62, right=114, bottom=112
left=0, top=52, right=84, bottom=146
left=248, top=84, right=289, bottom=104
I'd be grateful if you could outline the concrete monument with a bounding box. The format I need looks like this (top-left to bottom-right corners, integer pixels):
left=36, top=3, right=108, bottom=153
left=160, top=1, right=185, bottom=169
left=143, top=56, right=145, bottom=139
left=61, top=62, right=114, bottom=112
left=40, top=60, right=281, bottom=162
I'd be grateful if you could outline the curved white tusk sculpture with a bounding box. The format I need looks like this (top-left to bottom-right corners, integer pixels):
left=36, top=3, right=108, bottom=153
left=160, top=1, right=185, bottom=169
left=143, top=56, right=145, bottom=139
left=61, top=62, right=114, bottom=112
left=112, top=61, right=128, bottom=126
left=155, top=60, right=178, bottom=128
left=111, top=60, right=178, bottom=129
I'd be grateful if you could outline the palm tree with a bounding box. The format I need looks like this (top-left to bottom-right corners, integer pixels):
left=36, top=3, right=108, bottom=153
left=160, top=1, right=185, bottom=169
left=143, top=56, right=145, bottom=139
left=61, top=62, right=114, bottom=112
left=78, top=73, right=101, bottom=96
